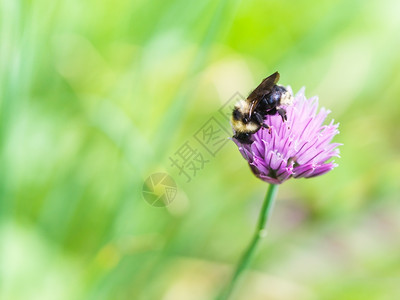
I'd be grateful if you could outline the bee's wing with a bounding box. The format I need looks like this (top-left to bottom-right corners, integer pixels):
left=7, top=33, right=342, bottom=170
left=248, top=72, right=280, bottom=116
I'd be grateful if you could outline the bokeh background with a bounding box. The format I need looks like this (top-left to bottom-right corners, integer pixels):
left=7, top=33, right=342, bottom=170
left=1, top=0, right=400, bottom=299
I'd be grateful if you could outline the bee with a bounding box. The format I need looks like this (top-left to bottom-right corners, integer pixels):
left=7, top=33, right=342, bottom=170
left=231, top=71, right=293, bottom=144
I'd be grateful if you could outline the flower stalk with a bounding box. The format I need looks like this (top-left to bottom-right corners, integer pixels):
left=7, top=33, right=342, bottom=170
left=217, top=184, right=279, bottom=300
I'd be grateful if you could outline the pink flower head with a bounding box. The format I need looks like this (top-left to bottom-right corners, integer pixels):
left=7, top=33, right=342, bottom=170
left=233, top=88, right=341, bottom=184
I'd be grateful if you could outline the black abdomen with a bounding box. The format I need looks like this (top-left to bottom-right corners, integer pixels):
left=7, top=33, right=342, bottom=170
left=258, top=85, right=287, bottom=112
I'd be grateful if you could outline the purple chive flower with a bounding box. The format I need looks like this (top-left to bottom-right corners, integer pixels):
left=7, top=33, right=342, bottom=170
left=233, top=87, right=341, bottom=184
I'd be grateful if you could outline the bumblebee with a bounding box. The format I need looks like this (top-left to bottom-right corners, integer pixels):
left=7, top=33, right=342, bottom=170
left=231, top=72, right=293, bottom=144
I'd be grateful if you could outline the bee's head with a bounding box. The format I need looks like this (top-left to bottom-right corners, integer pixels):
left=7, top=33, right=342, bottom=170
left=233, top=100, right=250, bottom=119
left=231, top=106, right=260, bottom=134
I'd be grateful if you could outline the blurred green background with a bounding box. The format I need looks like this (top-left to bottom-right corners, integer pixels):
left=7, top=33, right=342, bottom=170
left=1, top=0, right=400, bottom=299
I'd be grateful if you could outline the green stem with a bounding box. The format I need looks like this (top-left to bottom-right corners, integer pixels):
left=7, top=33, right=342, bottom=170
left=217, top=184, right=279, bottom=300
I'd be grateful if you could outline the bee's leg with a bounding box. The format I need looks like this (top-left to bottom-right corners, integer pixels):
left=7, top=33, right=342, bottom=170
left=277, top=108, right=287, bottom=122
left=253, top=111, right=264, bottom=124
left=253, top=111, right=272, bottom=133
left=265, top=107, right=277, bottom=116
left=261, top=123, right=272, bottom=134
left=261, top=123, right=270, bottom=129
